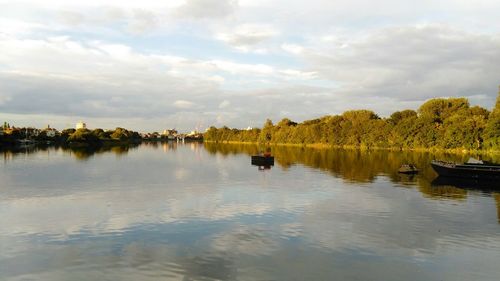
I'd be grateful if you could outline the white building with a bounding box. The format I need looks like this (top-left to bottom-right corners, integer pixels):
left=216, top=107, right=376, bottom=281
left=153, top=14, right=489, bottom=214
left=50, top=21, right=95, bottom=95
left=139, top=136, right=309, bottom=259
left=76, top=122, right=86, bottom=130
left=46, top=129, right=57, bottom=137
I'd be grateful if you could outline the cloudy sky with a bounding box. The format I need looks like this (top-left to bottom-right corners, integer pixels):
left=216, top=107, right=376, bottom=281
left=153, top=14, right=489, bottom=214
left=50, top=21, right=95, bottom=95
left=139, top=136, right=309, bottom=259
left=0, top=0, right=499, bottom=132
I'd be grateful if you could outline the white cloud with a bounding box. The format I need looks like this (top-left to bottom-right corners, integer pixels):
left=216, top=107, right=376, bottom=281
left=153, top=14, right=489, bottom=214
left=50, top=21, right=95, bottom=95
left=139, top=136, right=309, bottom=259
left=281, top=43, right=304, bottom=54
left=173, top=100, right=195, bottom=109
left=57, top=10, right=85, bottom=26
left=175, top=0, right=238, bottom=19
left=279, top=69, right=317, bottom=80
left=299, top=24, right=500, bottom=103
left=217, top=24, right=277, bottom=46
left=216, top=24, right=278, bottom=53
left=127, top=9, right=158, bottom=34
left=218, top=100, right=230, bottom=109
left=209, top=59, right=275, bottom=75
left=0, top=19, right=47, bottom=36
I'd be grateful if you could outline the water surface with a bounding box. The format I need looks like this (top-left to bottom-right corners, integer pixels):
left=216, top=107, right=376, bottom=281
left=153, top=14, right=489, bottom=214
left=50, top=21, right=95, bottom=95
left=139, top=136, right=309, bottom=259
left=1, top=143, right=499, bottom=281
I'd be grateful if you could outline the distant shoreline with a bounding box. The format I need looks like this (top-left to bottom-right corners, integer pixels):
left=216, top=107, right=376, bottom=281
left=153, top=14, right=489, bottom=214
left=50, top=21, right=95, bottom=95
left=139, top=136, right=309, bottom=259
left=203, top=140, right=500, bottom=155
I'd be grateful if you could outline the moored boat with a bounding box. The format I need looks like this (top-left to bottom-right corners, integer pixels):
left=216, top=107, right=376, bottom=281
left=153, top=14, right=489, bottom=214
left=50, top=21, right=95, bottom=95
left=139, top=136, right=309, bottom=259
left=431, top=159, right=500, bottom=180
left=398, top=164, right=418, bottom=174
left=251, top=155, right=274, bottom=166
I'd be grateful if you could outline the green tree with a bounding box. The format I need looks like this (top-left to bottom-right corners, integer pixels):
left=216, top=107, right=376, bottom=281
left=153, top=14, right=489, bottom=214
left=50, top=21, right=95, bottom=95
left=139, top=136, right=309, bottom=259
left=67, top=129, right=100, bottom=145
left=418, top=98, right=469, bottom=122
left=110, top=127, right=129, bottom=140
left=259, top=119, right=274, bottom=143
left=485, top=87, right=500, bottom=150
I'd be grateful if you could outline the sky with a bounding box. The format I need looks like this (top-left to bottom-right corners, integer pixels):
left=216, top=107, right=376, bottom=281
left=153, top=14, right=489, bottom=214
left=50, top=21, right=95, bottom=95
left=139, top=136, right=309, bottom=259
left=0, top=0, right=499, bottom=132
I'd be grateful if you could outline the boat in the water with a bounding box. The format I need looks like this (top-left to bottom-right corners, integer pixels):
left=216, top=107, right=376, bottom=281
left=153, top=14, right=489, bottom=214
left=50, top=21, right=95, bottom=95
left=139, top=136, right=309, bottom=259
left=251, top=155, right=274, bottom=167
left=431, top=158, right=500, bottom=180
left=398, top=164, right=418, bottom=174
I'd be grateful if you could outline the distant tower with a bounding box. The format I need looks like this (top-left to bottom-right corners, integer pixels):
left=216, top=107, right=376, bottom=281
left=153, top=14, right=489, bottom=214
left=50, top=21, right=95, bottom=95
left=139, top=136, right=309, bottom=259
left=75, top=121, right=86, bottom=130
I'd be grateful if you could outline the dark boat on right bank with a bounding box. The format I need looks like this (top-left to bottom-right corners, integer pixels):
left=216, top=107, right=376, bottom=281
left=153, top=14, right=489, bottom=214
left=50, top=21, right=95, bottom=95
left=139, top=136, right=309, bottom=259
left=431, top=158, right=500, bottom=181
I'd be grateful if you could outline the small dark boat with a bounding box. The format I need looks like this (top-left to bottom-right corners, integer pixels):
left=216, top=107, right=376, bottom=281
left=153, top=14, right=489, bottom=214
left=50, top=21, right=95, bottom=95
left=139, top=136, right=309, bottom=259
left=398, top=164, right=418, bottom=174
left=431, top=158, right=500, bottom=180
left=251, top=155, right=274, bottom=166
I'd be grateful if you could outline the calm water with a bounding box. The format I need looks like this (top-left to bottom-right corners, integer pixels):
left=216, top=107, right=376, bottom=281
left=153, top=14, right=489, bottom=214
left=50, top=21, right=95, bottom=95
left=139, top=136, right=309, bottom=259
left=1, top=142, right=500, bottom=281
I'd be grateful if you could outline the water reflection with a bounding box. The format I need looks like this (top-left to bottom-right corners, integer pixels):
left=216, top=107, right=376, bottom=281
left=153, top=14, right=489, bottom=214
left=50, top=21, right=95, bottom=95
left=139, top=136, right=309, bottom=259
left=2, top=142, right=499, bottom=201
left=204, top=142, right=500, bottom=222
left=1, top=142, right=500, bottom=280
left=496, top=194, right=500, bottom=223
left=432, top=177, right=500, bottom=191
left=205, top=142, right=499, bottom=192
left=1, top=143, right=141, bottom=162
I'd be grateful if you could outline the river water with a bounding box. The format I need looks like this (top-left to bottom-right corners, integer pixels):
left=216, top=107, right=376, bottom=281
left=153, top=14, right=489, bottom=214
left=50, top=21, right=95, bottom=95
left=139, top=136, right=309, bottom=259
left=1, top=142, right=499, bottom=281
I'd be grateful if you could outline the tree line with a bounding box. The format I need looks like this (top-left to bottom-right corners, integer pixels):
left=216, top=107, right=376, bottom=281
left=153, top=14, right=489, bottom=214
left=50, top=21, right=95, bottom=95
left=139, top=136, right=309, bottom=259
left=204, top=92, right=500, bottom=152
left=63, top=127, right=142, bottom=146
left=1, top=127, right=142, bottom=147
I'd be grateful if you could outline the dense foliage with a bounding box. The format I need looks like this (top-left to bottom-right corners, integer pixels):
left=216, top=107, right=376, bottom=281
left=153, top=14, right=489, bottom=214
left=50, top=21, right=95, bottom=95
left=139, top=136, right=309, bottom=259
left=205, top=94, right=500, bottom=152
left=1, top=126, right=142, bottom=147
left=64, top=127, right=141, bottom=145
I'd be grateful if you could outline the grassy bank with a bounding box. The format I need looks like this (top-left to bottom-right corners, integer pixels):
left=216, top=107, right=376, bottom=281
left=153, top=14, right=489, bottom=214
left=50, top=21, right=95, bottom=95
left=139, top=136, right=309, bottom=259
left=203, top=140, right=500, bottom=155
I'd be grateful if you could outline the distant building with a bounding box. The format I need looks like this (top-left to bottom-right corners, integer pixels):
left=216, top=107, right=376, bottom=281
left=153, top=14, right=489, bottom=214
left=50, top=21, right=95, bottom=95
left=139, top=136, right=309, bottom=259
left=26, top=128, right=40, bottom=137
left=162, top=129, right=178, bottom=140
left=44, top=125, right=58, bottom=137
left=76, top=122, right=86, bottom=130
left=162, top=129, right=178, bottom=136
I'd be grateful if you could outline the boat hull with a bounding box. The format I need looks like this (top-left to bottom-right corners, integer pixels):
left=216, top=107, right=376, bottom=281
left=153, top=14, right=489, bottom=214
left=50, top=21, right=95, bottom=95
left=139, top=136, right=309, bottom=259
left=431, top=162, right=500, bottom=180
left=251, top=156, right=274, bottom=166
left=398, top=170, right=418, bottom=174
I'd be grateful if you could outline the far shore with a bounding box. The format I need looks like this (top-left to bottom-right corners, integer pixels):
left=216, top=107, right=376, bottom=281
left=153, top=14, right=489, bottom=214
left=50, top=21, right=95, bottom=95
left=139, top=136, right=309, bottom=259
left=203, top=140, right=500, bottom=155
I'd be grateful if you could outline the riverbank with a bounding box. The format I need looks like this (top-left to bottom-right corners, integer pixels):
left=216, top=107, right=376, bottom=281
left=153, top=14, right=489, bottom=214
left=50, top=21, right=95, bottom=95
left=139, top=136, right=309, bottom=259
left=203, top=140, right=500, bottom=155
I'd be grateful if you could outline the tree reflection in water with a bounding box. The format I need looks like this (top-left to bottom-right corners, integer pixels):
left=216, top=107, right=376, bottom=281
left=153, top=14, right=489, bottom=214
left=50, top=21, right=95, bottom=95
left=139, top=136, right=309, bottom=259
left=495, top=194, right=500, bottom=223
left=2, top=142, right=499, bottom=222
left=204, top=142, right=500, bottom=221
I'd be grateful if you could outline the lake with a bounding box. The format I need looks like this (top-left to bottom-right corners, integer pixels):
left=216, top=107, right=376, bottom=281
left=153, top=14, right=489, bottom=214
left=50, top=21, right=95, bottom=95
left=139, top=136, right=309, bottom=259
left=1, top=142, right=500, bottom=281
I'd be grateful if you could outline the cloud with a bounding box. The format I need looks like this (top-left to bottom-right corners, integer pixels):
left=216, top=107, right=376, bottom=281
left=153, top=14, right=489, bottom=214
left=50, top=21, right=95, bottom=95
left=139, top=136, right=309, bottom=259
left=0, top=36, right=224, bottom=125
left=218, top=100, right=231, bottom=109
left=0, top=18, right=48, bottom=36
left=176, top=0, right=238, bottom=19
left=0, top=33, right=333, bottom=130
left=127, top=9, right=158, bottom=34
left=281, top=43, right=304, bottom=55
left=299, top=24, right=500, bottom=105
left=215, top=24, right=279, bottom=54
left=52, top=6, right=162, bottom=35
left=57, top=10, right=85, bottom=26
left=216, top=24, right=277, bottom=53
left=1, top=1, right=500, bottom=130
left=173, top=100, right=195, bottom=109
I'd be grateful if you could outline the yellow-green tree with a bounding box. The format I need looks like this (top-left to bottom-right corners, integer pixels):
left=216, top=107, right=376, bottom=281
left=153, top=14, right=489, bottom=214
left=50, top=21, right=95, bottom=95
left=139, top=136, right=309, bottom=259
left=485, top=87, right=500, bottom=150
